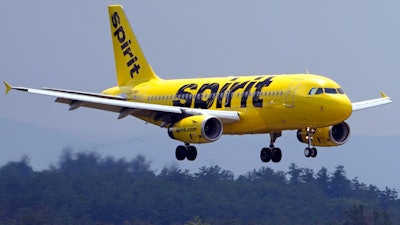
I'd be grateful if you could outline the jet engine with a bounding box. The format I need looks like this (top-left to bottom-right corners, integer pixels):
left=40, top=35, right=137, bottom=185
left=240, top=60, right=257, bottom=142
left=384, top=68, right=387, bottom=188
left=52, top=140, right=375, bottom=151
left=297, top=122, right=350, bottom=146
left=168, top=115, right=223, bottom=144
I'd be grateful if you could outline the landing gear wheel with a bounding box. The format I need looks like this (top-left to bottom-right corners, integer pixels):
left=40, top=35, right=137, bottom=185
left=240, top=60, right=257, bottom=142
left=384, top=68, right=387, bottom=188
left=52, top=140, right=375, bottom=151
left=304, top=147, right=311, bottom=158
left=175, top=145, right=187, bottom=160
left=310, top=147, right=317, bottom=158
left=260, top=148, right=272, bottom=162
left=271, top=148, right=282, bottom=163
left=187, top=146, right=197, bottom=161
left=304, top=147, right=318, bottom=158
left=260, top=132, right=283, bottom=163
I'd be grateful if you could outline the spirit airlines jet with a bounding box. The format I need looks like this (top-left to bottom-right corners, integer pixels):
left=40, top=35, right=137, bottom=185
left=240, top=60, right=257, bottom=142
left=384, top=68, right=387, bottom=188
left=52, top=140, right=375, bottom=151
left=4, top=5, right=392, bottom=163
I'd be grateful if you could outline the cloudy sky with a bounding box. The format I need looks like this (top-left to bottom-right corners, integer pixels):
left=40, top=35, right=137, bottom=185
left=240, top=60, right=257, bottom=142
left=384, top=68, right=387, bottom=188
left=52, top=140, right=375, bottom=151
left=1, top=1, right=399, bottom=188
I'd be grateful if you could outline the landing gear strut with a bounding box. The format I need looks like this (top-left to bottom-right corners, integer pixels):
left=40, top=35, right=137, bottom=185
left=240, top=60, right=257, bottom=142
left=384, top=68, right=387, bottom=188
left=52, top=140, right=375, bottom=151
left=260, top=132, right=282, bottom=163
left=304, top=127, right=318, bottom=158
left=175, top=144, right=197, bottom=161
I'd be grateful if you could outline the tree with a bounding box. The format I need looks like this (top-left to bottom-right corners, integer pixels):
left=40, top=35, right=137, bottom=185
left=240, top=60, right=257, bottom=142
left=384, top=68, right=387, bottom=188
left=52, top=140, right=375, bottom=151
left=287, top=163, right=303, bottom=185
left=300, top=168, right=315, bottom=184
left=237, top=167, right=286, bottom=184
left=195, top=165, right=234, bottom=181
left=185, top=216, right=210, bottom=225
left=344, top=205, right=367, bottom=225
left=330, top=165, right=352, bottom=197
left=316, top=167, right=330, bottom=194
left=0, top=151, right=398, bottom=224
left=344, top=205, right=393, bottom=225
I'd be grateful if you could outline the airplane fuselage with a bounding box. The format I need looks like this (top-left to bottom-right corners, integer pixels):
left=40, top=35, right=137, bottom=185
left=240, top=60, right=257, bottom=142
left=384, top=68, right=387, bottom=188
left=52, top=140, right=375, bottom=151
left=102, top=74, right=353, bottom=134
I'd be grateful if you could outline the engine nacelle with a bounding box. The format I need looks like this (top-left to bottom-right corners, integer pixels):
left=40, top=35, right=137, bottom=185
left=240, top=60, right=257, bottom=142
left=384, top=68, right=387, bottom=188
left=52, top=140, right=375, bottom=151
left=168, top=115, right=223, bottom=144
left=297, top=122, right=351, bottom=147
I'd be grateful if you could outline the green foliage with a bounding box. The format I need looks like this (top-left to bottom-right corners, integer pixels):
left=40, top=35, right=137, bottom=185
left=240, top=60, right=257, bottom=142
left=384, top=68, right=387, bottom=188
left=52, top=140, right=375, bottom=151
left=185, top=216, right=210, bottom=225
left=0, top=150, right=398, bottom=225
left=343, top=205, right=393, bottom=225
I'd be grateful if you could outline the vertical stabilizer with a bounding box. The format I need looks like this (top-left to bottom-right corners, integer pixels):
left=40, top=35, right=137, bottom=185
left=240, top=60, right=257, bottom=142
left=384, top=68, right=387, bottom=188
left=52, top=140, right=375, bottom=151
left=108, top=5, right=160, bottom=86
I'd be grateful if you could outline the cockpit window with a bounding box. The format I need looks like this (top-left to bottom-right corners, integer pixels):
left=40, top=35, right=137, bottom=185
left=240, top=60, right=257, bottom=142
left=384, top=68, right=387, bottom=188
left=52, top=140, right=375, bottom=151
left=337, top=88, right=345, bottom=94
left=309, top=87, right=344, bottom=95
left=308, top=88, right=324, bottom=95
left=324, top=88, right=337, bottom=94
left=308, top=88, right=317, bottom=95
left=315, top=88, right=323, bottom=94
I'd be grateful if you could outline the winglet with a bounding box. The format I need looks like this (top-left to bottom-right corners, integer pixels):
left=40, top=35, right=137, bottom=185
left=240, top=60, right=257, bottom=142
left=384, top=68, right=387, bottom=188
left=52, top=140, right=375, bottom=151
left=380, top=91, right=390, bottom=99
left=3, top=81, right=12, bottom=95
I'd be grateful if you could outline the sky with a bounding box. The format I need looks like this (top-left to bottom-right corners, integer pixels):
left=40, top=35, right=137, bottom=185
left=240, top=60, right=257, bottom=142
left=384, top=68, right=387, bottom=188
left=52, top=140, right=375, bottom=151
left=1, top=1, right=399, bottom=188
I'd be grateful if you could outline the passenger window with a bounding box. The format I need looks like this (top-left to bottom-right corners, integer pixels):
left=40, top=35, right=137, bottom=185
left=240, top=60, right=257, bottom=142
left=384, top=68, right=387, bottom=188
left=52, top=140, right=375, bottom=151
left=324, top=88, right=337, bottom=94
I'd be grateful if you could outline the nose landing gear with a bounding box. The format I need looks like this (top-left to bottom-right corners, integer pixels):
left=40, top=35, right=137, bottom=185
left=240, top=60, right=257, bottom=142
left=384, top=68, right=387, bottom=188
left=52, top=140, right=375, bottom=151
left=304, top=147, right=318, bottom=158
left=304, top=127, right=318, bottom=158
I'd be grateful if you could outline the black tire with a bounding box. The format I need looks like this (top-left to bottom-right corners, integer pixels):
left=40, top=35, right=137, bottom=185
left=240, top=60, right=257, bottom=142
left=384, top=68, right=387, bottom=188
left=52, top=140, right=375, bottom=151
left=272, top=148, right=282, bottom=163
left=304, top=147, right=311, bottom=158
left=260, top=148, right=272, bottom=163
left=311, top=147, right=318, bottom=158
left=187, top=146, right=197, bottom=161
left=175, top=145, right=187, bottom=160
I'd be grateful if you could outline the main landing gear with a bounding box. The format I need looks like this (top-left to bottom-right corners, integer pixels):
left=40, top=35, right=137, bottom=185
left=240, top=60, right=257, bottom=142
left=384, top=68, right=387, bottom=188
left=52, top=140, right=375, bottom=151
left=175, top=144, right=197, bottom=161
left=260, top=132, right=282, bottom=163
left=175, top=129, right=319, bottom=163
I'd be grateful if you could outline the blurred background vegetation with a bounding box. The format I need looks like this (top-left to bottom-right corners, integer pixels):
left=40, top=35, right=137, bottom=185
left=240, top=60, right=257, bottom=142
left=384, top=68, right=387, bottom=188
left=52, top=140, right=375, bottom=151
left=0, top=148, right=398, bottom=225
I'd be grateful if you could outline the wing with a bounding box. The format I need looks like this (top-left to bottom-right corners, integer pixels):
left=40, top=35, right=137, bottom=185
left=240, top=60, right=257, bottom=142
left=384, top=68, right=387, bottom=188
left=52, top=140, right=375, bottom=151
left=3, top=82, right=240, bottom=125
left=352, top=92, right=392, bottom=111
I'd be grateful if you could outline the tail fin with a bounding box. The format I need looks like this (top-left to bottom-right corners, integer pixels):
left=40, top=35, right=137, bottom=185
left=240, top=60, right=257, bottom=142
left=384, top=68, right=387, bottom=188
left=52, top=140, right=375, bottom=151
left=108, top=5, right=160, bottom=86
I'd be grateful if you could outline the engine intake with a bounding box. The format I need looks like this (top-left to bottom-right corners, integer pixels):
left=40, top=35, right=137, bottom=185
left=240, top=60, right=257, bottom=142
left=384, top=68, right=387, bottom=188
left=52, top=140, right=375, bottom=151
left=297, top=122, right=351, bottom=146
left=168, top=115, right=223, bottom=143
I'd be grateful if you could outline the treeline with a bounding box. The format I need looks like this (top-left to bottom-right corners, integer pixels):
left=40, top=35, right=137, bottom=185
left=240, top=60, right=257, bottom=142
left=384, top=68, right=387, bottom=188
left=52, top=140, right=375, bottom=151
left=0, top=150, right=399, bottom=225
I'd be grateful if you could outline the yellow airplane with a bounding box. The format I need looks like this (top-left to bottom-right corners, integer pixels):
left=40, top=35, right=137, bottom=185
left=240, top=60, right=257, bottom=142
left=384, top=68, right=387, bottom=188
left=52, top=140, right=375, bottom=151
left=4, top=5, right=392, bottom=163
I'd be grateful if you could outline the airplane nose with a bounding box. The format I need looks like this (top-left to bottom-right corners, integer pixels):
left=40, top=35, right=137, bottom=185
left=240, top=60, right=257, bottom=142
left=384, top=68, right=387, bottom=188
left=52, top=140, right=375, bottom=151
left=339, top=96, right=352, bottom=119
left=327, top=95, right=352, bottom=123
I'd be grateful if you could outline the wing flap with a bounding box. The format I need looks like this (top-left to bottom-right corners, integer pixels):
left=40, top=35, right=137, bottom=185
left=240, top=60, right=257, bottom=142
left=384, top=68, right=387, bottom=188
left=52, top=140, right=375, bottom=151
left=55, top=98, right=123, bottom=113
